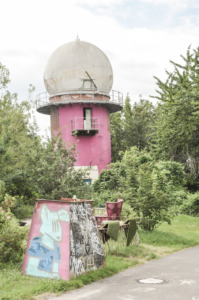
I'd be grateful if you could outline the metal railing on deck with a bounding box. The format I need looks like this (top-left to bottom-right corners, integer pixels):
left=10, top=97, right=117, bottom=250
left=36, top=92, right=48, bottom=109
left=71, top=117, right=100, bottom=133
left=110, top=90, right=123, bottom=106
left=36, top=90, right=123, bottom=109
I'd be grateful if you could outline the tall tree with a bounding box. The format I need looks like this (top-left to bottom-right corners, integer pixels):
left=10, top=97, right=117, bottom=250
left=122, top=95, right=134, bottom=149
left=153, top=46, right=199, bottom=186
left=111, top=96, right=156, bottom=161
left=0, top=64, right=40, bottom=197
left=110, top=111, right=124, bottom=161
left=131, top=99, right=156, bottom=150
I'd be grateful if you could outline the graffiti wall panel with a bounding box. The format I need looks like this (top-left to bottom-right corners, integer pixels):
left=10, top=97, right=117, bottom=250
left=69, top=203, right=105, bottom=278
left=22, top=201, right=70, bottom=280
left=22, top=200, right=105, bottom=280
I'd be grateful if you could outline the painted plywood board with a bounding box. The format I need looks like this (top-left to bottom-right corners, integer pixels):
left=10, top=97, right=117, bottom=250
left=22, top=200, right=70, bottom=280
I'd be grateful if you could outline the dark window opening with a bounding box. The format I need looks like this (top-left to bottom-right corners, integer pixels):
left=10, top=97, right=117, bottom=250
left=83, top=178, right=92, bottom=185
left=83, top=108, right=92, bottom=130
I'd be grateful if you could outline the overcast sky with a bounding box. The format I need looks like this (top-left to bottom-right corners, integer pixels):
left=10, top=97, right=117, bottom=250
left=1, top=0, right=199, bottom=135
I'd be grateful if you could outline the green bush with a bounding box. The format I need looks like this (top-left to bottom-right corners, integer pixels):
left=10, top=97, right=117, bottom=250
left=0, top=208, right=28, bottom=264
left=12, top=203, right=34, bottom=219
left=0, top=180, right=6, bottom=202
left=93, top=147, right=187, bottom=231
left=180, top=192, right=199, bottom=216
left=172, top=189, right=188, bottom=206
left=31, top=135, right=92, bottom=200
left=169, top=189, right=188, bottom=215
left=93, top=164, right=121, bottom=193
left=136, top=161, right=176, bottom=231
left=93, top=190, right=121, bottom=207
left=121, top=202, right=137, bottom=219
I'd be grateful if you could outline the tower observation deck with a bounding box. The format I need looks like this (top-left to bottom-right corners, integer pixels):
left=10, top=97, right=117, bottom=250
left=36, top=90, right=123, bottom=115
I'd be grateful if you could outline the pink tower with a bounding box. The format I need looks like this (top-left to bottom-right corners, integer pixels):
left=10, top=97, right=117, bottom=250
left=36, top=39, right=123, bottom=182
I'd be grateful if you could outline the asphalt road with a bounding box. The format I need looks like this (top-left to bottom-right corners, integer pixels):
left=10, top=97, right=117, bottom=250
left=46, top=246, right=199, bottom=300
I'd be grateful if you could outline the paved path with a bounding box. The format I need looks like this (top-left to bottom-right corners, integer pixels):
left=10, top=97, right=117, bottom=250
left=47, top=246, right=199, bottom=300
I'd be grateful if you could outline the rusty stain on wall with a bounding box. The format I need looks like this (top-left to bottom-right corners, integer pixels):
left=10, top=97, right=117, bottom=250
left=50, top=106, right=59, bottom=133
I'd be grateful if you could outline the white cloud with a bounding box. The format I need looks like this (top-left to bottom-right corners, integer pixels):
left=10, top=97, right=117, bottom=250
left=75, top=0, right=125, bottom=7
left=139, top=0, right=197, bottom=9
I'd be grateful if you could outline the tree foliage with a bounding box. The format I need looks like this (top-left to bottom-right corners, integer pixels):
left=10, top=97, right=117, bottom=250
left=110, top=112, right=124, bottom=161
left=153, top=46, right=199, bottom=187
left=0, top=62, right=91, bottom=203
left=32, top=135, right=91, bottom=200
left=111, top=97, right=156, bottom=161
left=0, top=64, right=40, bottom=197
left=94, top=147, right=186, bottom=230
left=0, top=62, right=10, bottom=89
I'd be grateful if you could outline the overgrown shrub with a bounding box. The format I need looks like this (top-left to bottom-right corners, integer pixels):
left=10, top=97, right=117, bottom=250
left=180, top=192, right=199, bottom=216
left=0, top=208, right=28, bottom=264
left=0, top=186, right=29, bottom=264
left=121, top=202, right=137, bottom=219
left=93, top=190, right=122, bottom=207
left=0, top=180, right=6, bottom=202
left=170, top=189, right=188, bottom=214
left=31, top=136, right=92, bottom=200
left=136, top=161, right=177, bottom=230
left=171, top=189, right=188, bottom=206
left=93, top=147, right=186, bottom=231
left=11, top=200, right=34, bottom=219
left=0, top=179, right=19, bottom=213
left=93, top=164, right=121, bottom=193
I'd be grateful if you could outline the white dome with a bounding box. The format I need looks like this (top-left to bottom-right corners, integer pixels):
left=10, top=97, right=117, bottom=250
left=44, top=39, right=113, bottom=97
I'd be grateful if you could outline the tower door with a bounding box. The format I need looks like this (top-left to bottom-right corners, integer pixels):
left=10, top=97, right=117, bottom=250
left=84, top=108, right=92, bottom=130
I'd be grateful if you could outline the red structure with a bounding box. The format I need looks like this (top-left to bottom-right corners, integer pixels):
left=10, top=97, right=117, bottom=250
left=95, top=199, right=123, bottom=225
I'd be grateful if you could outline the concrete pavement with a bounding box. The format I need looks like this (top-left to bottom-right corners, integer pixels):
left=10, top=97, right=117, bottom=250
left=47, top=246, right=199, bottom=300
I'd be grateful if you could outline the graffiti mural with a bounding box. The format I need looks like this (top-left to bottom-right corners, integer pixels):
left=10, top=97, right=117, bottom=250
left=22, top=199, right=105, bottom=280
left=22, top=201, right=70, bottom=280
left=69, top=202, right=105, bottom=277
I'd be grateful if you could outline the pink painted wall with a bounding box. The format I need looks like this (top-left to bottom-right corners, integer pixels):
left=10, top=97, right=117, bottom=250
left=58, top=104, right=111, bottom=174
left=22, top=200, right=70, bottom=280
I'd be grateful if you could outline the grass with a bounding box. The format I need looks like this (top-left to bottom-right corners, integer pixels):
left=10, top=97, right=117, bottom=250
left=1, top=214, right=199, bottom=300
left=139, top=214, right=199, bottom=250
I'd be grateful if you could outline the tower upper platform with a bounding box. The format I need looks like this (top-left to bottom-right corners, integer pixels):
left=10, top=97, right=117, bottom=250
left=44, top=38, right=113, bottom=97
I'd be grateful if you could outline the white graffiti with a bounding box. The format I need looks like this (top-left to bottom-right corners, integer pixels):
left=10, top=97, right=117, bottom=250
left=69, top=203, right=105, bottom=277
left=70, top=256, right=85, bottom=276
left=90, top=231, right=104, bottom=256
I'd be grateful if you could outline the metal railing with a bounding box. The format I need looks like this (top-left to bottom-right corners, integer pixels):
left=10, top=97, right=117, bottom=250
left=36, top=90, right=123, bottom=109
left=36, top=92, right=49, bottom=109
left=110, top=90, right=123, bottom=106
left=71, top=117, right=100, bottom=132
